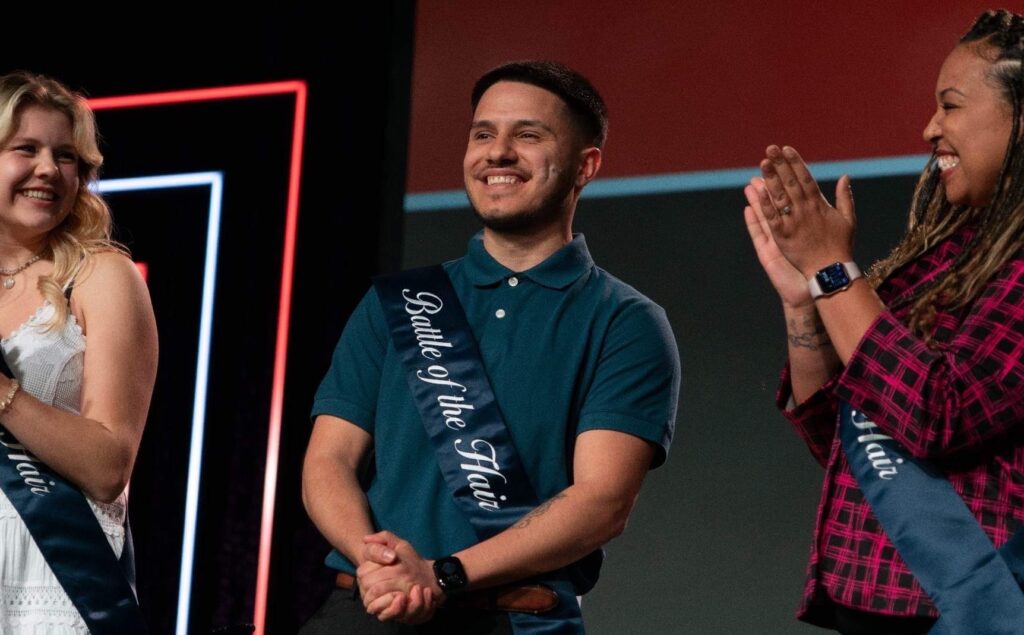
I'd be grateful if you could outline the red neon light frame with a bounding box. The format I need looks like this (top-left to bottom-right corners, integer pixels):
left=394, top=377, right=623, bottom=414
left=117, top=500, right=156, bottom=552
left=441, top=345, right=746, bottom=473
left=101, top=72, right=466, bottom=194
left=89, top=80, right=306, bottom=635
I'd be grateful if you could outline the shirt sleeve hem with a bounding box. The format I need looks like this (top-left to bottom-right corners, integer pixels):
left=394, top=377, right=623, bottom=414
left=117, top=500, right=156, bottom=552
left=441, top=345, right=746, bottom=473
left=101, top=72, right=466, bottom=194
left=577, top=412, right=672, bottom=468
left=311, top=398, right=374, bottom=434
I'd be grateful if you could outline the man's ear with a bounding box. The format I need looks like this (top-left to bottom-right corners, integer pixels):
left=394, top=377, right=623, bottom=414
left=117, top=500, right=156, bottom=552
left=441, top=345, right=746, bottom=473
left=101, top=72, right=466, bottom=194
left=575, top=146, right=602, bottom=188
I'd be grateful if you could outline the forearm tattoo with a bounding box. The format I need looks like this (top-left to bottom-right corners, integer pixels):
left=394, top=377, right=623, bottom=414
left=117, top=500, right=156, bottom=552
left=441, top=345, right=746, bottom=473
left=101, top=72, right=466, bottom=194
left=514, top=492, right=567, bottom=529
left=787, top=312, right=832, bottom=351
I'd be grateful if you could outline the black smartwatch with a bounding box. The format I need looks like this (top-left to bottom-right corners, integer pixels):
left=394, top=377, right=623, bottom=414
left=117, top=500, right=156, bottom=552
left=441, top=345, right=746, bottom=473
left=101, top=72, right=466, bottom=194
left=433, top=556, right=468, bottom=594
left=808, top=261, right=862, bottom=299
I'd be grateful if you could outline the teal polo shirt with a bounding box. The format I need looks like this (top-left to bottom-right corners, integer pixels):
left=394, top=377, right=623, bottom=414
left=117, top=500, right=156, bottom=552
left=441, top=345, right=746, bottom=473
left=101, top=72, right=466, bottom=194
left=312, top=232, right=680, bottom=574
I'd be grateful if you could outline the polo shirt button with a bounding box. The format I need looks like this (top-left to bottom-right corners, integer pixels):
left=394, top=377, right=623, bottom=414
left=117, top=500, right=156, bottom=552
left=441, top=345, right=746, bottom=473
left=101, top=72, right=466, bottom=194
left=495, top=309, right=506, bottom=319
left=508, top=276, right=519, bottom=287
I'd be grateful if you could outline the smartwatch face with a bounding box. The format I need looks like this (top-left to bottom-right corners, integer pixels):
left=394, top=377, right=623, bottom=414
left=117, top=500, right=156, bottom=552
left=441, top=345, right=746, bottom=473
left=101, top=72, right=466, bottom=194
left=815, top=263, right=851, bottom=294
left=435, top=557, right=467, bottom=590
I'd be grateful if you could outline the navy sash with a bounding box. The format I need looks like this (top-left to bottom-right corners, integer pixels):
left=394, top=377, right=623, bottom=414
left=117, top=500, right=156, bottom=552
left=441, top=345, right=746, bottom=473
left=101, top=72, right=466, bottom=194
left=0, top=356, right=146, bottom=634
left=839, top=402, right=1024, bottom=633
left=375, top=265, right=587, bottom=634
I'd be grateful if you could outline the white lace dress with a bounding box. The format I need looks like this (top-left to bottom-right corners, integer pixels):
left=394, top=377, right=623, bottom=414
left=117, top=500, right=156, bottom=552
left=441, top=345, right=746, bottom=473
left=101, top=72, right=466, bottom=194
left=0, top=302, right=126, bottom=633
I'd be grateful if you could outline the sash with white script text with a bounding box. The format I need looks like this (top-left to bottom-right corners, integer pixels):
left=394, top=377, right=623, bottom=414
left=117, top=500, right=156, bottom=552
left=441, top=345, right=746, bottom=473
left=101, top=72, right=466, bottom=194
left=375, top=265, right=589, bottom=635
left=0, top=354, right=146, bottom=634
left=839, top=402, right=1024, bottom=633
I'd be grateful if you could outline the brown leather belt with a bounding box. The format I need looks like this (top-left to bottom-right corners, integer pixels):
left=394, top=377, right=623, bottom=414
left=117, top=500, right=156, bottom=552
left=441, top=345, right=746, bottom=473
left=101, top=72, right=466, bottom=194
left=335, top=572, right=558, bottom=614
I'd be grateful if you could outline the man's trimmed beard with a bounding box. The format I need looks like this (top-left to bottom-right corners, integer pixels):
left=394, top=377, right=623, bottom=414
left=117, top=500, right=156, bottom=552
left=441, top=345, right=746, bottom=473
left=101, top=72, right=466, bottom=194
left=466, top=175, right=575, bottom=236
left=469, top=198, right=566, bottom=235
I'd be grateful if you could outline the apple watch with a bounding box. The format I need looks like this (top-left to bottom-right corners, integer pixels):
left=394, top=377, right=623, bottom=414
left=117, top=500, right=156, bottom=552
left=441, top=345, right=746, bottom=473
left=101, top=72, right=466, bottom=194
left=433, top=556, right=468, bottom=594
left=808, top=261, right=862, bottom=299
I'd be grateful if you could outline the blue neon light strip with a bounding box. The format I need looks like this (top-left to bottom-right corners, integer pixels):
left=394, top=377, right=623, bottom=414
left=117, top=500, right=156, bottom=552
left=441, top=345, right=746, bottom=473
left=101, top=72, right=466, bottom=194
left=97, top=171, right=223, bottom=635
left=403, top=153, right=932, bottom=212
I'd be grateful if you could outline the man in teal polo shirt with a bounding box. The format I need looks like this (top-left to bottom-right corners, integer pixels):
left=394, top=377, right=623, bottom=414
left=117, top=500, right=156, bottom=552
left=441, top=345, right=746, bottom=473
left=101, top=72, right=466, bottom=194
left=300, top=61, right=680, bottom=634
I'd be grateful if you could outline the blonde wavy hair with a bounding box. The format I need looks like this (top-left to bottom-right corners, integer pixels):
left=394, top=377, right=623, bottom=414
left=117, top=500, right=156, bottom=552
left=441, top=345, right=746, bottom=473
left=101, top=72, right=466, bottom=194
left=868, top=10, right=1024, bottom=348
left=0, top=71, right=124, bottom=330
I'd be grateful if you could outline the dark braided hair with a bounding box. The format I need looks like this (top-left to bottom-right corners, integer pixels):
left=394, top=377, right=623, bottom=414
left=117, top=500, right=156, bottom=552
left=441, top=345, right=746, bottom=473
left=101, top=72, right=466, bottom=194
left=868, top=9, right=1024, bottom=347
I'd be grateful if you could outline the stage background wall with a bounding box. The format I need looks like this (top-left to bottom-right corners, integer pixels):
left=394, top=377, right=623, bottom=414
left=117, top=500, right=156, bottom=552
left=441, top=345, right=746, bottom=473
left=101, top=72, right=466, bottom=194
left=407, top=1, right=998, bottom=191
left=404, top=177, right=910, bottom=634
left=402, top=2, right=999, bottom=633
left=0, top=2, right=1006, bottom=633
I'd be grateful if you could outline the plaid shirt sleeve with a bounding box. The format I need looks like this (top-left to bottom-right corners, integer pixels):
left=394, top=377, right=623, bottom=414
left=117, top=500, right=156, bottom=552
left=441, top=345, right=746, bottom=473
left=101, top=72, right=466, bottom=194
left=833, top=256, right=1024, bottom=459
left=777, top=364, right=839, bottom=467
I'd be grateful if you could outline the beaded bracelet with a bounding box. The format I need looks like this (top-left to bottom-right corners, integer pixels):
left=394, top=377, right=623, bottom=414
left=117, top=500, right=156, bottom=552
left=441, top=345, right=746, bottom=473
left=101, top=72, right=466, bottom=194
left=0, top=380, right=20, bottom=417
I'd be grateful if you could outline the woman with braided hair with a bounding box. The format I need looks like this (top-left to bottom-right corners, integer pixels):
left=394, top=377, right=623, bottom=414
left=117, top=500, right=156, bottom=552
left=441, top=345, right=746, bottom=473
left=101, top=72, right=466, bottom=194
left=745, top=10, right=1024, bottom=634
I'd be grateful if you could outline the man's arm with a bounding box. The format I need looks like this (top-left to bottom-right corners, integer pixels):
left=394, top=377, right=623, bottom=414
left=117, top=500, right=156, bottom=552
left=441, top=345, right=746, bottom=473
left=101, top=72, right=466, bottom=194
left=358, top=428, right=654, bottom=614
left=302, top=414, right=377, bottom=568
left=458, top=428, right=653, bottom=587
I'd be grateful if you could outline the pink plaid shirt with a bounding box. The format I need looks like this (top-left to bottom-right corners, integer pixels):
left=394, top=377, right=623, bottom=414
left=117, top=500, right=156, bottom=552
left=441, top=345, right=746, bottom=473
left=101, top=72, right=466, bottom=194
left=779, top=225, right=1024, bottom=626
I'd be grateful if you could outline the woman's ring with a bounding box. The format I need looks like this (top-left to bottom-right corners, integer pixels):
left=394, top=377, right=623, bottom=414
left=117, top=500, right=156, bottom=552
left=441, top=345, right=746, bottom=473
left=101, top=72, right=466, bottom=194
left=780, top=205, right=793, bottom=216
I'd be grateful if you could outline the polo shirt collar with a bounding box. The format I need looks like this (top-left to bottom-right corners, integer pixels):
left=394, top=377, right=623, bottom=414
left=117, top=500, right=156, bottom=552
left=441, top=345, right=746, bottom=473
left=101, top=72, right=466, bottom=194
left=464, top=232, right=594, bottom=290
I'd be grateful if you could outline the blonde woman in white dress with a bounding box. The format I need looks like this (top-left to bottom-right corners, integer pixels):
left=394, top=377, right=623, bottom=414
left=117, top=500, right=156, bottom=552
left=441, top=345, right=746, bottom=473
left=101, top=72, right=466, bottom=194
left=0, top=72, right=157, bottom=633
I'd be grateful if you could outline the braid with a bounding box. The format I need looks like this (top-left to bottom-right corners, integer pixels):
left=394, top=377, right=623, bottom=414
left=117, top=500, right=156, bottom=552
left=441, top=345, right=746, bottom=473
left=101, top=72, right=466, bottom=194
left=868, top=9, right=1024, bottom=348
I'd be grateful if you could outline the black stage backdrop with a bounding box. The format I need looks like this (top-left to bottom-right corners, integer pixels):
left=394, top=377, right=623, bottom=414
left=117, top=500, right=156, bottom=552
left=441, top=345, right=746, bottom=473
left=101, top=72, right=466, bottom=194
left=0, top=4, right=414, bottom=633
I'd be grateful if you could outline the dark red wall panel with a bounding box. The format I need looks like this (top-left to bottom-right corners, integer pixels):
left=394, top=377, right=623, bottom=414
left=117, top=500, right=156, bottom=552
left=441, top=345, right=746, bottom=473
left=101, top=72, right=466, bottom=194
left=408, top=1, right=998, bottom=192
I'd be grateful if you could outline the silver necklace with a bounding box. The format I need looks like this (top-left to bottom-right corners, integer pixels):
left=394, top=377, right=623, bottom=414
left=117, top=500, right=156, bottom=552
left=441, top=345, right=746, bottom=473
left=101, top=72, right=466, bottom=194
left=0, top=253, right=42, bottom=289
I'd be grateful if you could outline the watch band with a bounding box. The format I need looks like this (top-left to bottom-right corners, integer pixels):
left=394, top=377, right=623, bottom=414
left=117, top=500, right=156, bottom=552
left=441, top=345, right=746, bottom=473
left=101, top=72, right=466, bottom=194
left=433, top=555, right=468, bottom=594
left=808, top=261, right=862, bottom=299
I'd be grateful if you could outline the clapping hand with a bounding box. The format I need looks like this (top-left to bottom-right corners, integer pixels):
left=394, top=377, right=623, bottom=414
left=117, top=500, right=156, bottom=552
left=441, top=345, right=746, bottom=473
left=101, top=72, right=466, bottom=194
left=746, top=145, right=856, bottom=281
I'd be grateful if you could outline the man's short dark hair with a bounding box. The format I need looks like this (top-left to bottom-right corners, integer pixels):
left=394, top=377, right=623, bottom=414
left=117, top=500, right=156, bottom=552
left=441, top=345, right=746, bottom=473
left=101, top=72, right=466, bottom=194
left=471, top=60, right=608, bottom=149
